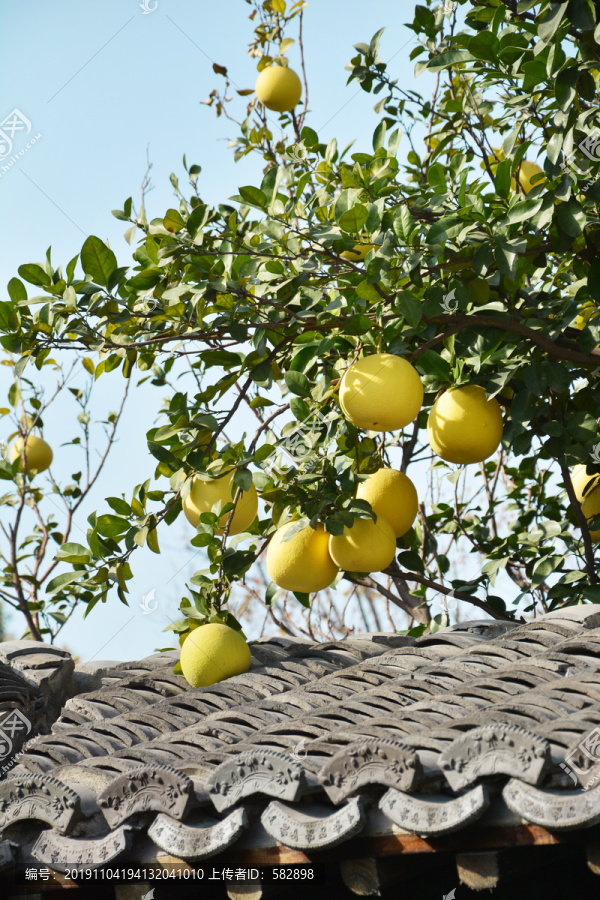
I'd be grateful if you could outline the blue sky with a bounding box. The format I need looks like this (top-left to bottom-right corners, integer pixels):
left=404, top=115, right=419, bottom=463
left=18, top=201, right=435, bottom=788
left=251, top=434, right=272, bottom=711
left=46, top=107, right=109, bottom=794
left=0, top=1, right=448, bottom=661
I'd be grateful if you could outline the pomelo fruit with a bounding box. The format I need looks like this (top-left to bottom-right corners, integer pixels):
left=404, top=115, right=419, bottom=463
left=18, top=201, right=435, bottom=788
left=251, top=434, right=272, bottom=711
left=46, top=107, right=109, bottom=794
left=255, top=65, right=302, bottom=112
left=356, top=468, right=418, bottom=538
left=180, top=623, right=251, bottom=687
left=339, top=353, right=423, bottom=432
left=11, top=435, right=53, bottom=474
left=183, top=471, right=258, bottom=535
left=329, top=515, right=396, bottom=573
left=427, top=385, right=503, bottom=465
left=266, top=521, right=338, bottom=593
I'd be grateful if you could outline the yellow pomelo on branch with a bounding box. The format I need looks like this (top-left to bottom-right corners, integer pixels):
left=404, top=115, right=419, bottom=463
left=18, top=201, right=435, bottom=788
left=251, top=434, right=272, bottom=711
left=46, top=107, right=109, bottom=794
left=571, top=464, right=600, bottom=540
left=266, top=522, right=339, bottom=593
left=575, top=302, right=597, bottom=330
left=485, top=148, right=544, bottom=194
left=329, top=515, right=396, bottom=573
left=356, top=468, right=418, bottom=538
left=339, top=353, right=423, bottom=432
left=255, top=64, right=302, bottom=112
left=180, top=623, right=251, bottom=688
left=571, top=464, right=600, bottom=505
left=182, top=471, right=258, bottom=535
left=427, top=385, right=504, bottom=465
left=340, top=243, right=375, bottom=262
left=11, top=435, right=53, bottom=474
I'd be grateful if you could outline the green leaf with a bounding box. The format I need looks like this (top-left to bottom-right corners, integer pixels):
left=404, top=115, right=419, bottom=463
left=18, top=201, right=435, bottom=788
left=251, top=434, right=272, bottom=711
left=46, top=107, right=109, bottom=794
left=163, top=209, right=185, bottom=233
left=81, top=236, right=118, bottom=287
left=233, top=468, right=253, bottom=491
left=416, top=350, right=451, bottom=382
left=556, top=200, right=587, bottom=237
left=468, top=31, right=499, bottom=61
left=237, top=186, right=267, bottom=209
left=393, top=206, right=415, bottom=241
left=17, top=264, right=51, bottom=287
left=372, top=120, right=387, bottom=151
left=56, top=542, right=92, bottom=564
left=265, top=581, right=279, bottom=605
left=344, top=314, right=372, bottom=335
left=426, top=50, right=473, bottom=72
left=537, top=2, right=568, bottom=42
left=95, top=514, right=130, bottom=538
left=7, top=277, right=27, bottom=303
left=285, top=371, right=310, bottom=396
left=494, top=159, right=512, bottom=199
left=339, top=204, right=369, bottom=233
left=46, top=571, right=85, bottom=594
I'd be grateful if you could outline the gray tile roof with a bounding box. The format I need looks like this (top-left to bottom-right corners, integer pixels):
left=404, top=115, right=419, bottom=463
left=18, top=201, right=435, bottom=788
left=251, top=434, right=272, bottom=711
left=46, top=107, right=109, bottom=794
left=1, top=609, right=600, bottom=874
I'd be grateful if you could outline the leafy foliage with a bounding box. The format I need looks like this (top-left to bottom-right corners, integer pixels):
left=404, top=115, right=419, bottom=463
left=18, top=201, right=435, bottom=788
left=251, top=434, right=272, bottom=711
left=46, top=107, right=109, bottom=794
left=4, top=0, right=600, bottom=640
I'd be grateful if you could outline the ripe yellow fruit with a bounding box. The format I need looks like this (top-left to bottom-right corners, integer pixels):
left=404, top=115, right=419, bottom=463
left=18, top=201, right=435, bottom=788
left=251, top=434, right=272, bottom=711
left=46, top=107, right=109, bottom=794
left=266, top=522, right=338, bottom=593
left=485, top=149, right=545, bottom=194
left=515, top=159, right=545, bottom=194
left=11, top=435, right=53, bottom=474
left=356, top=468, right=418, bottom=538
left=427, top=385, right=503, bottom=465
left=571, top=465, right=600, bottom=540
left=182, top=471, right=258, bottom=535
left=329, top=515, right=396, bottom=573
left=339, top=353, right=424, bottom=432
left=180, top=623, right=251, bottom=687
left=571, top=464, right=600, bottom=504
left=340, top=243, right=375, bottom=262
left=576, top=302, right=596, bottom=330
left=255, top=65, right=302, bottom=112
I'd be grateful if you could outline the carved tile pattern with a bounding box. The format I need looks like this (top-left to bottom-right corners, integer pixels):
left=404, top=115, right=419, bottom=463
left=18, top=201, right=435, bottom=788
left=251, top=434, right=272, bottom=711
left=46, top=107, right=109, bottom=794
left=318, top=738, right=422, bottom=803
left=261, top=796, right=365, bottom=849
left=97, top=765, right=193, bottom=827
left=0, top=774, right=80, bottom=833
left=148, top=806, right=248, bottom=859
left=440, top=724, right=550, bottom=790
left=206, top=749, right=306, bottom=812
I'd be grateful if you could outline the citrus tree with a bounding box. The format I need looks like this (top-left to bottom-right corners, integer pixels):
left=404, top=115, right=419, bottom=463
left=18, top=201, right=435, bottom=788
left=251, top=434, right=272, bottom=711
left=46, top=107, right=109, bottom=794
left=0, top=348, right=128, bottom=641
left=3, top=0, right=600, bottom=647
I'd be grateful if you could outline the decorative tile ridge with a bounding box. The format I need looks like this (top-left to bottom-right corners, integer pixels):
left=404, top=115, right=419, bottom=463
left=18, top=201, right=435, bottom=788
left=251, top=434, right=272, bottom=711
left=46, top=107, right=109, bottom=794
left=503, top=777, right=600, bottom=830
left=261, top=795, right=366, bottom=850
left=0, top=773, right=81, bottom=834
left=32, top=823, right=134, bottom=872
left=439, top=723, right=550, bottom=791
left=380, top=783, right=490, bottom=836
left=205, top=748, right=307, bottom=813
left=97, top=764, right=194, bottom=828
left=317, top=738, right=422, bottom=804
left=148, top=805, right=249, bottom=861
